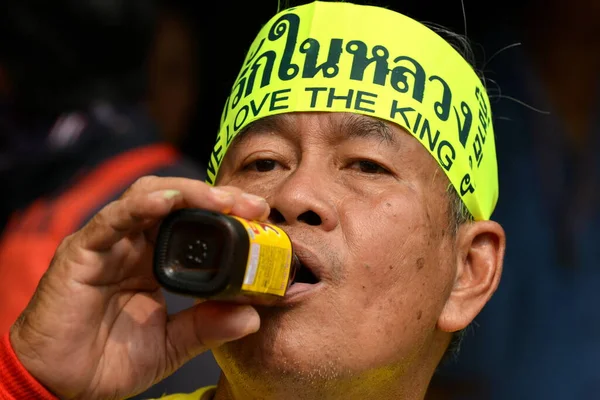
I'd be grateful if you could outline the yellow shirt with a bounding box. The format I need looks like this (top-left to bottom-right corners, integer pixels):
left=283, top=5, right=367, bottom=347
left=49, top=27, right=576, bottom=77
left=151, top=386, right=217, bottom=400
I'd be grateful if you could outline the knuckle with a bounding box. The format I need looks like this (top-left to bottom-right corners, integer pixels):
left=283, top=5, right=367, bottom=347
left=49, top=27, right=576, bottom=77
left=55, top=234, right=73, bottom=255
left=52, top=232, right=82, bottom=267
left=90, top=202, right=115, bottom=227
left=130, top=175, right=159, bottom=193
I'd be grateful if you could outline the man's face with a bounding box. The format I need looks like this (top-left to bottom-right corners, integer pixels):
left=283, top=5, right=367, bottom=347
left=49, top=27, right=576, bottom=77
left=214, top=112, right=458, bottom=383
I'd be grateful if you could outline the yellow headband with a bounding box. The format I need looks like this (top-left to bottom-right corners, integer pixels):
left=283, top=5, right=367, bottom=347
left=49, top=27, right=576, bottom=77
left=206, top=1, right=498, bottom=220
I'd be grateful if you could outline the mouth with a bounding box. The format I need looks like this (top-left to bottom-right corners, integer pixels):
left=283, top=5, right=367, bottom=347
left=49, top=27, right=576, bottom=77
left=282, top=249, right=324, bottom=301
left=232, top=248, right=324, bottom=307
left=290, top=254, right=320, bottom=285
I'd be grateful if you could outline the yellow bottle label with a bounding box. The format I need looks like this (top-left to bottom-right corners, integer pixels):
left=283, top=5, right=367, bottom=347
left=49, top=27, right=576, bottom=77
left=231, top=217, right=293, bottom=296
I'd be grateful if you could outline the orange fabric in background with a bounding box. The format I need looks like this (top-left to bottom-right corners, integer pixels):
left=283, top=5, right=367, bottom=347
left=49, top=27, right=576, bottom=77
left=0, top=144, right=178, bottom=333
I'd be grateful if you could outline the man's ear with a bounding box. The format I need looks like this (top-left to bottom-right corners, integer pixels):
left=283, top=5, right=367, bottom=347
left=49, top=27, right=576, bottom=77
left=437, top=221, right=505, bottom=332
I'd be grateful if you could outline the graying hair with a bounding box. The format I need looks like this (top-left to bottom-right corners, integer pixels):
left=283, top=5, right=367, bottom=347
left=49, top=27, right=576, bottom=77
left=448, top=184, right=475, bottom=233
left=426, top=22, right=482, bottom=360
left=422, top=22, right=479, bottom=232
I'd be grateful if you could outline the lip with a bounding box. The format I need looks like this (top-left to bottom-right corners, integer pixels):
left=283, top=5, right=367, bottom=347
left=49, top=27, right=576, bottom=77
left=271, top=281, right=323, bottom=306
left=220, top=280, right=324, bottom=308
left=222, top=242, right=326, bottom=308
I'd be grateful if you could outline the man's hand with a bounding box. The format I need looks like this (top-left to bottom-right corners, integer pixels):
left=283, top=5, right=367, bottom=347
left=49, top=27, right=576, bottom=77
left=9, top=176, right=268, bottom=400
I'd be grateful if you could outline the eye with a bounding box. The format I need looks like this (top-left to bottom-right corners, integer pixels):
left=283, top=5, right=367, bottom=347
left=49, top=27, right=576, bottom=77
left=243, top=159, right=279, bottom=172
left=349, top=160, right=390, bottom=174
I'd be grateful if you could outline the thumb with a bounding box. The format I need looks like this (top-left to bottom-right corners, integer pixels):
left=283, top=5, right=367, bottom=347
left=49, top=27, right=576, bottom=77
left=165, top=302, right=260, bottom=368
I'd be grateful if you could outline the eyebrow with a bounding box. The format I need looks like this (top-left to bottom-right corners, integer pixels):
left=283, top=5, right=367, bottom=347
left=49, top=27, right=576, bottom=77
left=228, top=115, right=292, bottom=151
left=229, top=112, right=398, bottom=149
left=335, top=113, right=397, bottom=147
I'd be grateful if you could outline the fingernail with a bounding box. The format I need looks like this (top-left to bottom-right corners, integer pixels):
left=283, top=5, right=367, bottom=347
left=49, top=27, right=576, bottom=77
left=210, top=187, right=235, bottom=201
left=149, top=189, right=181, bottom=199
left=259, top=205, right=271, bottom=221
left=234, top=305, right=260, bottom=334
left=162, top=190, right=181, bottom=199
left=241, top=193, right=267, bottom=205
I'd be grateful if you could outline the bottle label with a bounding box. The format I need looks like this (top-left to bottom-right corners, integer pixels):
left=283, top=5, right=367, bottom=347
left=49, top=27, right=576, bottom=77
left=231, top=217, right=293, bottom=296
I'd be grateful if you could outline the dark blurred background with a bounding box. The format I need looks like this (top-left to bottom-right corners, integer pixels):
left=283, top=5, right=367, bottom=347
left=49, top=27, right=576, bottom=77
left=2, top=0, right=599, bottom=399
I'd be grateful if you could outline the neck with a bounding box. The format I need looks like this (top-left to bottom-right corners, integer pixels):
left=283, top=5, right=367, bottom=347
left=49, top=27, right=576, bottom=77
left=212, top=364, right=434, bottom=400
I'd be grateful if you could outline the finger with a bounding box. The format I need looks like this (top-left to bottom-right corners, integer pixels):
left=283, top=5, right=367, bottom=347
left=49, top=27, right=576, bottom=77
left=124, top=177, right=270, bottom=221
left=78, top=190, right=185, bottom=251
left=215, top=186, right=271, bottom=221
left=165, top=302, right=260, bottom=369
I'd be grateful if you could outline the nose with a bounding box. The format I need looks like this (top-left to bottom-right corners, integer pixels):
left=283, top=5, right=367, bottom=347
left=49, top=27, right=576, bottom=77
left=267, top=165, right=338, bottom=232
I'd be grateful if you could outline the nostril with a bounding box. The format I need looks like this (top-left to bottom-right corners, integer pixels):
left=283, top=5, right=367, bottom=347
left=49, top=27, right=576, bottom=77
left=298, top=210, right=321, bottom=226
left=269, top=208, right=286, bottom=224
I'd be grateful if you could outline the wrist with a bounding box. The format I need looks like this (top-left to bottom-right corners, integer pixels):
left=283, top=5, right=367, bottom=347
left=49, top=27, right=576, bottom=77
left=1, top=331, right=58, bottom=400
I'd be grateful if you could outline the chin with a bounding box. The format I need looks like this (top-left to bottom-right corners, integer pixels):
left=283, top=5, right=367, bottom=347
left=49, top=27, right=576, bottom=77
left=214, top=304, right=341, bottom=380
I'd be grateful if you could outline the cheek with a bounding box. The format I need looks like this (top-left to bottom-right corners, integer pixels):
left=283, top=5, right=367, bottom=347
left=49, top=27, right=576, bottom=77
left=339, top=192, right=451, bottom=322
left=341, top=190, right=429, bottom=266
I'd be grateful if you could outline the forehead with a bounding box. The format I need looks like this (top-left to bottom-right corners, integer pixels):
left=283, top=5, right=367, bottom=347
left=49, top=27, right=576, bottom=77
left=229, top=112, right=409, bottom=150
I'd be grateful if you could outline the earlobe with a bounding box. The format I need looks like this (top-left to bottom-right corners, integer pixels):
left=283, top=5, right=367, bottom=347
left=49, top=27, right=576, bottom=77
left=437, top=221, right=505, bottom=333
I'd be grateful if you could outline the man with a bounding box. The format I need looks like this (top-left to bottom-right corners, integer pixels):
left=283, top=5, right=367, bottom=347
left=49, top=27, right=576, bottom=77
left=0, top=2, right=505, bottom=399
